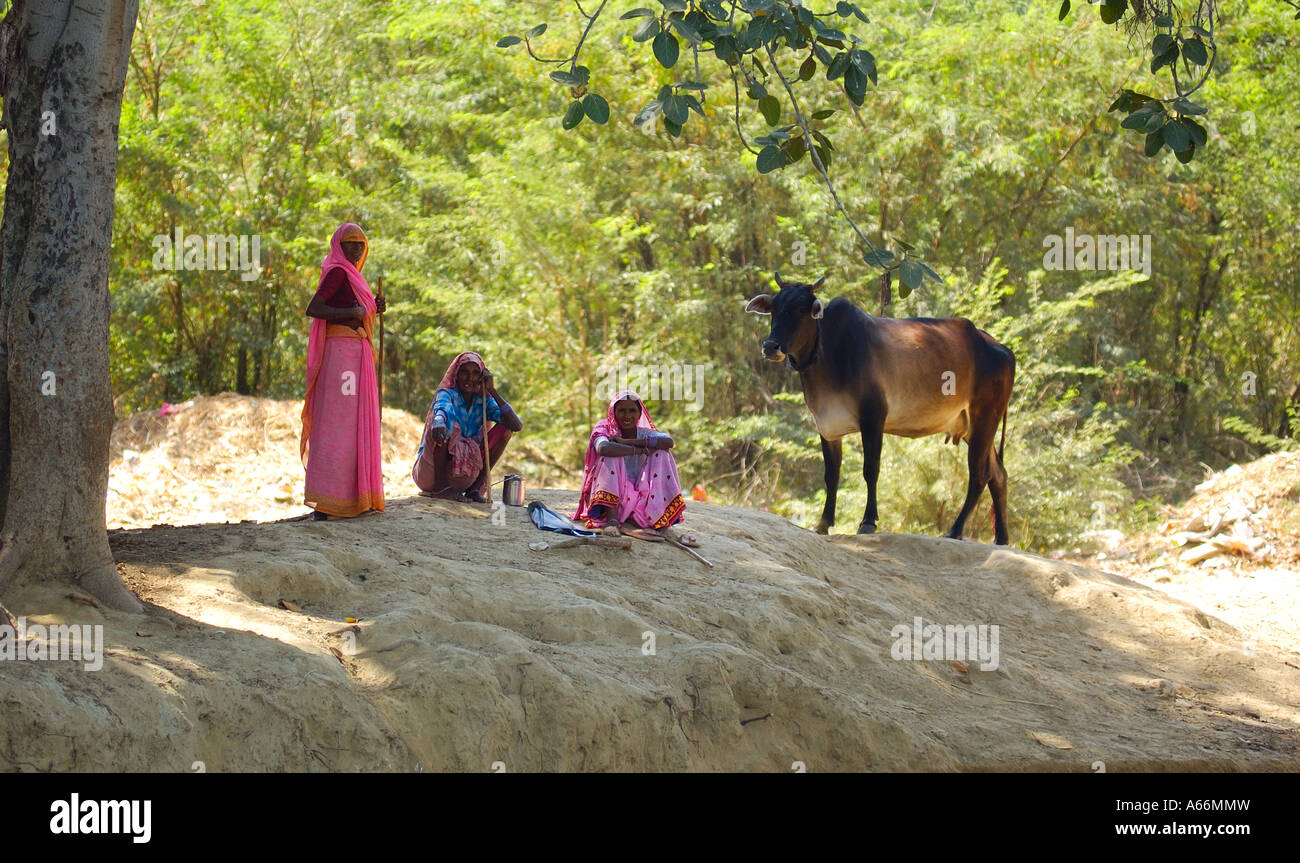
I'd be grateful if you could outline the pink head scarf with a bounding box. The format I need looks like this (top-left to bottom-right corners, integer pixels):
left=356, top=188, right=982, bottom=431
left=435, top=351, right=486, bottom=393
left=574, top=390, right=658, bottom=519
left=300, top=223, right=378, bottom=463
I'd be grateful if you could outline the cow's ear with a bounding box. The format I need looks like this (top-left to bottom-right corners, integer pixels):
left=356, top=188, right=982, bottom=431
left=745, top=294, right=774, bottom=316
left=810, top=275, right=827, bottom=292
left=811, top=297, right=825, bottom=319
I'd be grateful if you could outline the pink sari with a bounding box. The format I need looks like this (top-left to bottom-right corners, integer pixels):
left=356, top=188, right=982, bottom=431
left=574, top=390, right=685, bottom=530
left=301, top=223, right=385, bottom=517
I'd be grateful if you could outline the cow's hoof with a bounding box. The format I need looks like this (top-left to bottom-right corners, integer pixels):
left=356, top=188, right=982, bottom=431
left=857, top=523, right=876, bottom=535
left=814, top=521, right=831, bottom=535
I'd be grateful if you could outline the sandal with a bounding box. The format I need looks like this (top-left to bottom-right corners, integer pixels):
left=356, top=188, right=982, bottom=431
left=622, top=527, right=665, bottom=542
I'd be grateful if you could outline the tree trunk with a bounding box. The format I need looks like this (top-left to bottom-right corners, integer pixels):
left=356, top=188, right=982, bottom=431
left=0, top=0, right=142, bottom=612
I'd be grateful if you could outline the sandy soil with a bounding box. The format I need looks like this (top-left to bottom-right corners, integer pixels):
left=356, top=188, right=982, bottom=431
left=2, top=490, right=1296, bottom=772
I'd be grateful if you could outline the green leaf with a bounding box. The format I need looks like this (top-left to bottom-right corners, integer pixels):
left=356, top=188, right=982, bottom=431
left=799, top=56, right=817, bottom=82
left=851, top=49, right=877, bottom=85
left=812, top=144, right=832, bottom=168
left=812, top=43, right=834, bottom=65
left=660, top=0, right=688, bottom=11
left=562, top=100, right=585, bottom=130
left=1189, top=25, right=1211, bottom=38
left=759, top=95, right=781, bottom=126
left=783, top=135, right=807, bottom=163
left=1143, top=110, right=1166, bottom=133
left=664, top=117, right=683, bottom=137
left=582, top=93, right=610, bottom=125
left=652, top=30, right=680, bottom=68
left=918, top=261, right=944, bottom=284
left=550, top=66, right=591, bottom=87
left=1182, top=38, right=1208, bottom=66
left=633, top=18, right=661, bottom=42
left=1152, top=33, right=1173, bottom=56
left=1151, top=44, right=1178, bottom=74
left=836, top=1, right=854, bottom=16
left=811, top=109, right=836, bottom=120
left=672, top=16, right=702, bottom=43
left=756, top=145, right=785, bottom=174
left=684, top=94, right=706, bottom=118
left=900, top=259, right=924, bottom=292
left=826, top=52, right=851, bottom=81
left=526, top=23, right=548, bottom=38
left=1175, top=141, right=1196, bottom=163
left=703, top=0, right=728, bottom=19
left=1179, top=117, right=1208, bottom=148
left=1154, top=14, right=1175, bottom=27
left=1144, top=130, right=1165, bottom=157
left=1173, top=98, right=1207, bottom=116
left=747, top=81, right=768, bottom=100
left=1099, top=0, right=1126, bottom=25
left=1058, top=0, right=1070, bottom=20
left=714, top=35, right=737, bottom=63
left=811, top=129, right=835, bottom=152
left=663, top=94, right=689, bottom=125
left=496, top=36, right=521, bottom=48
left=863, top=249, right=895, bottom=267
left=844, top=65, right=867, bottom=106
left=1161, top=119, right=1191, bottom=152
left=1120, top=104, right=1161, bottom=130
left=620, top=8, right=656, bottom=19
left=633, top=99, right=663, bottom=127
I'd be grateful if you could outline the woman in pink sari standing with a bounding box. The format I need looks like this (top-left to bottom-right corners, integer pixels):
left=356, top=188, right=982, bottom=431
left=300, top=223, right=387, bottom=520
left=574, top=390, right=697, bottom=545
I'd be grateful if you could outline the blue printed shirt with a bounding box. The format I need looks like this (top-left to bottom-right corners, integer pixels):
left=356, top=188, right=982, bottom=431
left=432, top=387, right=502, bottom=441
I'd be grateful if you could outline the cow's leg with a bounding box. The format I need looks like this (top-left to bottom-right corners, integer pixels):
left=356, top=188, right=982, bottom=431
left=858, top=413, right=884, bottom=534
left=987, top=444, right=1010, bottom=545
left=815, top=436, right=842, bottom=534
left=946, top=423, right=996, bottom=541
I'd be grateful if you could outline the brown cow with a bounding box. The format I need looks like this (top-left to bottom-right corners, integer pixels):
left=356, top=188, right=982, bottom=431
left=746, top=272, right=1015, bottom=544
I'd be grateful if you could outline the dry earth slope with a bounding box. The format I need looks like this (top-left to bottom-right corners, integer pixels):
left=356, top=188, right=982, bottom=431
left=2, top=491, right=1297, bottom=771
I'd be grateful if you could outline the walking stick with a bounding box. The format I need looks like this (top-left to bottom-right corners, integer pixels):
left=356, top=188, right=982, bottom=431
left=482, top=373, right=492, bottom=503
left=376, top=275, right=384, bottom=407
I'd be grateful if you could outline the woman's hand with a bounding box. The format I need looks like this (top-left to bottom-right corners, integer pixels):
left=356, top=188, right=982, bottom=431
left=375, top=295, right=387, bottom=314
left=432, top=424, right=450, bottom=446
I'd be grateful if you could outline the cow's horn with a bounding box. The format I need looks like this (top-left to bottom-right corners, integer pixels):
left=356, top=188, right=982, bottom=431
left=811, top=274, right=827, bottom=292
left=773, top=270, right=784, bottom=288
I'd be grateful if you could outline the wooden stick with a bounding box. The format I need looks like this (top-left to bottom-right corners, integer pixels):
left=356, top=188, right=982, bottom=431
left=482, top=373, right=492, bottom=503
left=664, top=536, right=713, bottom=568
left=547, top=537, right=633, bottom=550
left=377, top=275, right=384, bottom=406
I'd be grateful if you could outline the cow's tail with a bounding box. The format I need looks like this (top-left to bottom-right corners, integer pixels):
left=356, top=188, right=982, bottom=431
left=998, top=409, right=1007, bottom=464
left=998, top=351, right=1015, bottom=464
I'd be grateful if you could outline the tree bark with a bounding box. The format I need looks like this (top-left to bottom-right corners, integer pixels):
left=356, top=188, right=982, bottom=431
left=0, top=0, right=142, bottom=612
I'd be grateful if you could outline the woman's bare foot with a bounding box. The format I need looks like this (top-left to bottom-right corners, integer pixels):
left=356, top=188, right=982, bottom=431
left=662, top=526, right=699, bottom=547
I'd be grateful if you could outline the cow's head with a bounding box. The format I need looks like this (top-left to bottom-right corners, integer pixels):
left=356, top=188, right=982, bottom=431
left=745, top=271, right=827, bottom=364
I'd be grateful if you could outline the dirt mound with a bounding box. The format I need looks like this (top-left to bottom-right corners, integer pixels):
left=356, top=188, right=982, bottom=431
left=2, top=492, right=1297, bottom=771
left=107, top=393, right=574, bottom=529
left=1074, top=450, right=1300, bottom=657
left=107, top=393, right=427, bottom=528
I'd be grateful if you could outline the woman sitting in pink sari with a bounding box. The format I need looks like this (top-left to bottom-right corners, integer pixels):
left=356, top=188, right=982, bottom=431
left=300, top=222, right=386, bottom=520
left=574, top=391, right=697, bottom=545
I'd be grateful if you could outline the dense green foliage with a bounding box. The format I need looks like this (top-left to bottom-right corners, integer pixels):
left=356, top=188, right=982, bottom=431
left=91, top=0, right=1298, bottom=548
